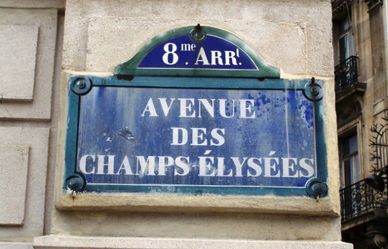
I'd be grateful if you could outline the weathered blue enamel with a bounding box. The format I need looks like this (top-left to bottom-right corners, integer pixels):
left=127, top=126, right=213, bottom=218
left=64, top=26, right=328, bottom=197
left=64, top=76, right=327, bottom=196
left=115, top=25, right=280, bottom=78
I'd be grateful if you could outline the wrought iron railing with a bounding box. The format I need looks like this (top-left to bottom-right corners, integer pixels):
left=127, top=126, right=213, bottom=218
left=340, top=178, right=387, bottom=223
left=365, top=0, right=383, bottom=12
left=335, top=56, right=359, bottom=93
left=331, top=0, right=353, bottom=16
left=370, top=114, right=388, bottom=172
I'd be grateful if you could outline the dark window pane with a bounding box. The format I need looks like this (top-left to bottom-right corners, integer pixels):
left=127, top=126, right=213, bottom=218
left=339, top=133, right=360, bottom=187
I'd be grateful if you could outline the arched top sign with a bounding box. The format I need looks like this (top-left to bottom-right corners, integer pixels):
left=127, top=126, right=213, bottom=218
left=63, top=25, right=329, bottom=200
left=115, top=25, right=280, bottom=78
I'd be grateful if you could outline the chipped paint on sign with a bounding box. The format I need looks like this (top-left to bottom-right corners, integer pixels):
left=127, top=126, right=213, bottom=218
left=76, top=87, right=316, bottom=189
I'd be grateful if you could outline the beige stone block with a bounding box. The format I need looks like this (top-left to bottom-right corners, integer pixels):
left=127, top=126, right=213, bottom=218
left=62, top=0, right=333, bottom=76
left=51, top=205, right=342, bottom=240
left=0, top=0, right=65, bottom=9
left=0, top=242, right=33, bottom=249
left=233, top=21, right=307, bottom=75
left=259, top=0, right=334, bottom=76
left=0, top=146, right=29, bottom=225
left=33, top=236, right=353, bottom=249
left=0, top=9, right=57, bottom=120
left=0, top=127, right=49, bottom=239
left=305, top=3, right=334, bottom=77
left=85, top=18, right=306, bottom=74
left=0, top=25, right=38, bottom=101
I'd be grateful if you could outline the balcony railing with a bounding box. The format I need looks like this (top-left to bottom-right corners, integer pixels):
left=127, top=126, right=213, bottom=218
left=332, top=0, right=353, bottom=16
left=335, top=56, right=359, bottom=93
left=365, top=0, right=383, bottom=12
left=340, top=178, right=387, bottom=223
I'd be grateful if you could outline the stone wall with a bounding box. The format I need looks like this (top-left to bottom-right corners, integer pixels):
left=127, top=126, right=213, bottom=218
left=0, top=1, right=64, bottom=245
left=0, top=1, right=352, bottom=249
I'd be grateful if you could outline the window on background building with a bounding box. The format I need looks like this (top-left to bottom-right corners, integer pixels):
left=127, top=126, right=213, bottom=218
left=339, top=133, right=360, bottom=188
left=338, top=17, right=355, bottom=63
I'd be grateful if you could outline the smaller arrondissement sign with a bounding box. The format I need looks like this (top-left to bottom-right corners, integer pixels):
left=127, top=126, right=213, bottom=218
left=64, top=25, right=328, bottom=198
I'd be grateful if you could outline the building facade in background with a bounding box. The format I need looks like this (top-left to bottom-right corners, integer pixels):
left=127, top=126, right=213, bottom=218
left=332, top=0, right=388, bottom=248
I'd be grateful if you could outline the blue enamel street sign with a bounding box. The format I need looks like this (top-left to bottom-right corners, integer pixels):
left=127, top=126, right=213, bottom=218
left=115, top=26, right=280, bottom=78
left=64, top=26, right=327, bottom=197
left=138, top=34, right=257, bottom=70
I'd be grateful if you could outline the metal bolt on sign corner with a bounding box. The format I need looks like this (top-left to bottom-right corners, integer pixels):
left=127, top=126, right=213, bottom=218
left=304, top=77, right=323, bottom=102
left=306, top=178, right=328, bottom=200
left=65, top=173, right=86, bottom=193
left=71, top=77, right=93, bottom=95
